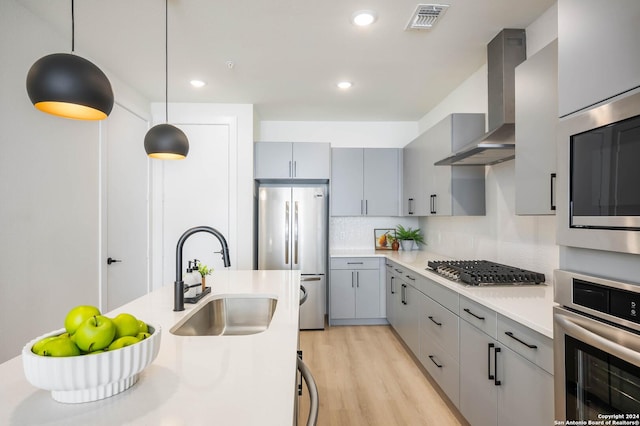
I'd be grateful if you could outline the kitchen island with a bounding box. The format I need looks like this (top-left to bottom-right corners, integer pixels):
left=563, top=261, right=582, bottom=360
left=0, top=269, right=301, bottom=426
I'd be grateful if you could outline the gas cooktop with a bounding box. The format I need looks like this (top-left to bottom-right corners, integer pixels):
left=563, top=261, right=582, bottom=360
left=427, top=260, right=545, bottom=286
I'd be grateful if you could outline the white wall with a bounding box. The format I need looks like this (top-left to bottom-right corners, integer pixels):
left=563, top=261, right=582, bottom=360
left=259, top=121, right=418, bottom=148
left=150, top=102, right=255, bottom=283
left=417, top=4, right=560, bottom=282
left=0, top=0, right=151, bottom=363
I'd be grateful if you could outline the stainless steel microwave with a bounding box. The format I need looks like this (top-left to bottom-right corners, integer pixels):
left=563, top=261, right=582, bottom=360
left=557, top=88, right=640, bottom=254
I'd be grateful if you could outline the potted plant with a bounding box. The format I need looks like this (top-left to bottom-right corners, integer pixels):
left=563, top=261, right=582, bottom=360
left=198, top=263, right=213, bottom=292
left=395, top=225, right=424, bottom=251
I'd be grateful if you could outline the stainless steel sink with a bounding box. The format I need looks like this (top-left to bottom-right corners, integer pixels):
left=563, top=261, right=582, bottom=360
left=170, top=296, right=278, bottom=336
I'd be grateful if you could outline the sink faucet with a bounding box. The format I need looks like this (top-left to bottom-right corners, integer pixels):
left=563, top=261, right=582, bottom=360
left=174, top=226, right=231, bottom=311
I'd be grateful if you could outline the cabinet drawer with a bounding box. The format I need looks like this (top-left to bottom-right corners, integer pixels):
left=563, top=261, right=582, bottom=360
left=459, top=296, right=497, bottom=339
left=420, top=333, right=460, bottom=407
left=330, top=257, right=380, bottom=270
left=497, top=314, right=553, bottom=374
left=420, top=295, right=459, bottom=360
left=421, top=276, right=459, bottom=313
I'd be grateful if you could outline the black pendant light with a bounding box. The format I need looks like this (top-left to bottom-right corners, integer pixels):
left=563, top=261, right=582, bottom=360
left=26, top=0, right=114, bottom=121
left=144, top=0, right=189, bottom=160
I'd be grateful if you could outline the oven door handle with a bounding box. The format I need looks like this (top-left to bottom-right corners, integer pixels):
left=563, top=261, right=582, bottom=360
left=554, top=312, right=640, bottom=367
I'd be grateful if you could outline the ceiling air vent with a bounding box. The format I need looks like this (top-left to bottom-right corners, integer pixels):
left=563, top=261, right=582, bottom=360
left=406, top=4, right=449, bottom=30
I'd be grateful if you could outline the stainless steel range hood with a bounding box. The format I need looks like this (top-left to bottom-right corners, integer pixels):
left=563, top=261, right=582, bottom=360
left=435, top=29, right=526, bottom=166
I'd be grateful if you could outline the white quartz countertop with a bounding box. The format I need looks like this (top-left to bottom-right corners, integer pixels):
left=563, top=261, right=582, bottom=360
left=331, top=249, right=556, bottom=338
left=0, top=269, right=301, bottom=426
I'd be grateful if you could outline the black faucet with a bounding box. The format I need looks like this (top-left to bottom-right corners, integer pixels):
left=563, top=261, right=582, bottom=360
left=174, top=226, right=231, bottom=311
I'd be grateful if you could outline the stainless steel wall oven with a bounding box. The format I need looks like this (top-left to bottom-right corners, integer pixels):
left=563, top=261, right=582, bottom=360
left=554, top=269, right=640, bottom=422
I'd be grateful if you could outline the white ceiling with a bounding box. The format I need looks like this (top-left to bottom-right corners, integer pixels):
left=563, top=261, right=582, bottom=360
left=20, top=0, right=555, bottom=121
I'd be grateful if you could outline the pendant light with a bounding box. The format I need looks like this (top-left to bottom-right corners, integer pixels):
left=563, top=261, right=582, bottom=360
left=144, top=0, right=189, bottom=160
left=26, top=0, right=114, bottom=120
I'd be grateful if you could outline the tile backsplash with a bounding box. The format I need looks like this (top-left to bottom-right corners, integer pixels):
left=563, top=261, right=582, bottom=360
left=330, top=217, right=420, bottom=251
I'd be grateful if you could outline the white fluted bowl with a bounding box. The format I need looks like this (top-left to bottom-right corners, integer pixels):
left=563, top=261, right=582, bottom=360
left=22, top=324, right=161, bottom=403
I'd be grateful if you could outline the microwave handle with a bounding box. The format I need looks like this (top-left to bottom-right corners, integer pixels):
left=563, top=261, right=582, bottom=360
left=554, top=312, right=640, bottom=367
left=550, top=173, right=556, bottom=211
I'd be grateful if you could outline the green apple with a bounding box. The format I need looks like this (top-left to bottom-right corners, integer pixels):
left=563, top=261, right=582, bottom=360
left=74, top=315, right=116, bottom=352
left=64, top=305, right=101, bottom=335
left=136, top=332, right=151, bottom=340
left=112, top=313, right=140, bottom=339
left=32, top=335, right=61, bottom=355
left=40, top=336, right=81, bottom=357
left=137, top=320, right=148, bottom=333
left=108, top=336, right=140, bottom=351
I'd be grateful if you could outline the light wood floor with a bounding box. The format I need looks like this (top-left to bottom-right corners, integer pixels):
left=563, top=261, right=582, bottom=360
left=297, top=325, right=467, bottom=426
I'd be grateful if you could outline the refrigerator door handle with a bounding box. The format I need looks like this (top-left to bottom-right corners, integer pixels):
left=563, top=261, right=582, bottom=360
left=285, top=201, right=290, bottom=264
left=294, top=201, right=299, bottom=265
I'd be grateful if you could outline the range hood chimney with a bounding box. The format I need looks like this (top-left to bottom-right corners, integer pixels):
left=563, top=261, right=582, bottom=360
left=435, top=29, right=526, bottom=166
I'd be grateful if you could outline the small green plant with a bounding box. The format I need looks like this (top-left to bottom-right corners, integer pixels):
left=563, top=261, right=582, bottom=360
left=395, top=224, right=425, bottom=245
left=198, top=263, right=213, bottom=277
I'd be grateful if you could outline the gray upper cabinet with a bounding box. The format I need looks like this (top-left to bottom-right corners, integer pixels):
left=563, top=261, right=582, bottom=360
left=403, top=113, right=486, bottom=217
left=254, top=142, right=330, bottom=179
left=558, top=0, right=640, bottom=116
left=331, top=148, right=400, bottom=216
left=515, top=40, right=558, bottom=215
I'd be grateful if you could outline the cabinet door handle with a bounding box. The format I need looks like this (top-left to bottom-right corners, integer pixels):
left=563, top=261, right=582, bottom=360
left=390, top=276, right=395, bottom=294
left=488, top=343, right=495, bottom=380
left=289, top=161, right=292, bottom=178
left=432, top=194, right=437, bottom=214
left=504, top=331, right=538, bottom=349
left=408, top=198, right=414, bottom=215
left=294, top=201, right=299, bottom=265
left=285, top=201, right=290, bottom=264
left=428, top=355, right=443, bottom=368
left=293, top=161, right=297, bottom=177
left=428, top=316, right=442, bottom=326
left=351, top=271, right=355, bottom=288
left=401, top=284, right=407, bottom=305
left=494, top=347, right=501, bottom=386
left=365, top=199, right=368, bottom=215
left=550, top=173, right=557, bottom=211
left=463, top=308, right=485, bottom=321
left=356, top=271, right=359, bottom=288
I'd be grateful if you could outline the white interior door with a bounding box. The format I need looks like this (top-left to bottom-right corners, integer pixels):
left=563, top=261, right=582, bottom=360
left=161, top=124, right=230, bottom=284
left=105, top=104, right=150, bottom=311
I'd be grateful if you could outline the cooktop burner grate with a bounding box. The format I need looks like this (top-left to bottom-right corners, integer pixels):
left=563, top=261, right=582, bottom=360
left=427, top=260, right=545, bottom=286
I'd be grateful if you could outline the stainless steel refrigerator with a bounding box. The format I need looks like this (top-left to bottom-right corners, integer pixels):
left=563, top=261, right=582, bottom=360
left=257, top=185, right=327, bottom=329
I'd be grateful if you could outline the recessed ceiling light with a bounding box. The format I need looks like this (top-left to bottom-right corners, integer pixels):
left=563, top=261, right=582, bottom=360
left=190, top=80, right=206, bottom=88
left=337, top=81, right=353, bottom=89
left=352, top=10, right=377, bottom=26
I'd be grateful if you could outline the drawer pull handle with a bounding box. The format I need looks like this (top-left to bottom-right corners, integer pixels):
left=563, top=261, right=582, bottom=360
left=428, top=316, right=442, bottom=326
left=504, top=331, right=538, bottom=349
left=395, top=269, right=402, bottom=273
left=428, top=355, right=443, bottom=368
left=347, top=262, right=364, bottom=265
left=463, top=308, right=485, bottom=321
left=405, top=275, right=415, bottom=281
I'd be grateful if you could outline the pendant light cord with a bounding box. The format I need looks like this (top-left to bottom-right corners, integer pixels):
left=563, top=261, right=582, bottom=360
left=165, top=0, right=169, bottom=123
left=71, top=0, right=75, bottom=52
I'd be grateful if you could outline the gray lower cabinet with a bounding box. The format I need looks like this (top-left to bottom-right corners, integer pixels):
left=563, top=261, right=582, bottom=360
left=329, top=258, right=385, bottom=325
left=385, top=261, right=398, bottom=327
left=459, top=297, right=554, bottom=426
left=254, top=142, right=330, bottom=180
left=395, top=279, right=420, bottom=356
left=331, top=148, right=400, bottom=216
left=515, top=39, right=558, bottom=215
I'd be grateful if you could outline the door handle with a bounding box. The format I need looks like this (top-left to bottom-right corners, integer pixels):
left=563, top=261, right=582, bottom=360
left=356, top=271, right=359, bottom=288
left=390, top=276, right=395, bottom=294
left=293, top=161, right=297, bottom=178
left=285, top=201, right=290, bottom=264
left=365, top=200, right=368, bottom=215
left=107, top=257, right=121, bottom=265
left=351, top=271, right=355, bottom=288
left=488, top=343, right=495, bottom=380
left=550, top=173, right=557, bottom=211
left=294, top=201, right=299, bottom=265
left=494, top=347, right=501, bottom=386
left=408, top=198, right=414, bottom=215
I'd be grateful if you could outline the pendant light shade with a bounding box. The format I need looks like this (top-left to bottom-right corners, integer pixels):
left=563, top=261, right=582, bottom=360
left=26, top=53, right=114, bottom=120
left=144, top=0, right=189, bottom=160
left=144, top=124, right=189, bottom=159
